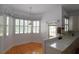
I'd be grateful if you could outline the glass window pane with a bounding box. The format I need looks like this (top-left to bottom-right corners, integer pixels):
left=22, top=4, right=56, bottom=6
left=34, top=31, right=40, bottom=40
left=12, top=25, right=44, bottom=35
left=33, top=26, right=39, bottom=33
left=65, top=18, right=69, bottom=32
left=49, top=25, right=57, bottom=38
left=6, top=16, right=9, bottom=36
left=66, top=25, right=68, bottom=31
left=25, top=20, right=31, bottom=26
left=33, top=27, right=36, bottom=33
left=20, top=26, right=23, bottom=33
left=16, top=19, right=19, bottom=25
left=20, top=20, right=23, bottom=25
left=33, top=21, right=39, bottom=26
left=24, top=27, right=28, bottom=33
left=6, top=16, right=9, bottom=25
left=28, top=25, right=31, bottom=33
left=19, top=20, right=23, bottom=33
left=65, top=25, right=68, bottom=31
left=33, top=21, right=37, bottom=26
left=28, top=20, right=31, bottom=25
left=65, top=18, right=68, bottom=24
left=37, top=21, right=39, bottom=26
left=33, top=21, right=40, bottom=33
left=66, top=19, right=68, bottom=24
left=15, top=26, right=19, bottom=34
left=36, top=27, right=39, bottom=33
left=25, top=20, right=28, bottom=26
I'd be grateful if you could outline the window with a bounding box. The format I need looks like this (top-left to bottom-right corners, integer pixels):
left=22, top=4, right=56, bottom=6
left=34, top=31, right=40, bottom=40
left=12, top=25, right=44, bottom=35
left=15, top=19, right=20, bottom=34
left=0, top=16, right=10, bottom=36
left=27, top=20, right=32, bottom=33
left=20, top=20, right=23, bottom=33
left=0, top=16, right=4, bottom=36
left=33, top=21, right=40, bottom=33
left=24, top=20, right=28, bottom=33
left=6, top=16, right=9, bottom=36
left=15, top=19, right=40, bottom=34
left=24, top=20, right=32, bottom=33
left=64, top=18, right=69, bottom=31
left=48, top=25, right=57, bottom=39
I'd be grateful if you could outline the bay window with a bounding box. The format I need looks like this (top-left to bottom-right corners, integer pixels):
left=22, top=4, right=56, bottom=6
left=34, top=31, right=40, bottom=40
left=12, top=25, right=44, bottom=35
left=15, top=19, right=40, bottom=34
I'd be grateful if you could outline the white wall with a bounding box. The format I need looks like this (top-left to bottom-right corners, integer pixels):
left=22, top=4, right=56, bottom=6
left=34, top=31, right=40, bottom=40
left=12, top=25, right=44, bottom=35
left=68, top=16, right=79, bottom=31
left=73, top=16, right=79, bottom=31
left=62, top=8, right=69, bottom=17
left=14, top=34, right=43, bottom=45
left=41, top=5, right=62, bottom=40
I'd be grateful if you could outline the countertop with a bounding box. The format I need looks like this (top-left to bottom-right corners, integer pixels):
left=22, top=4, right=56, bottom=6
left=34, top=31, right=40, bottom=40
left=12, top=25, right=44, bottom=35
left=45, top=33, right=79, bottom=52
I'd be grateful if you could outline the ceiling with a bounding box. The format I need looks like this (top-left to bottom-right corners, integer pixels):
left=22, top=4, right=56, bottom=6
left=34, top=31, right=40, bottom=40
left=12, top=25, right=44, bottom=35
left=0, top=4, right=61, bottom=19
left=1, top=4, right=56, bottom=14
left=63, top=4, right=79, bottom=13
left=1, top=4, right=79, bottom=16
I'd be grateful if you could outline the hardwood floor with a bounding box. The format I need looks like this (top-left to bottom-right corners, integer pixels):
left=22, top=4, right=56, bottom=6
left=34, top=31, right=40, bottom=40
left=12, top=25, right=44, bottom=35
left=5, top=42, right=43, bottom=54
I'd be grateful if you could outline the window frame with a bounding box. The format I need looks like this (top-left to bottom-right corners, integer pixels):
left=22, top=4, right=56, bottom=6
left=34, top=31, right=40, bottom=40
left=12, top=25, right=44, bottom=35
left=15, top=19, right=40, bottom=34
left=6, top=16, right=9, bottom=36
left=19, top=19, right=24, bottom=34
left=33, top=21, right=40, bottom=33
left=24, top=20, right=32, bottom=34
left=48, top=25, right=57, bottom=39
left=15, top=19, right=20, bottom=34
left=64, top=18, right=69, bottom=32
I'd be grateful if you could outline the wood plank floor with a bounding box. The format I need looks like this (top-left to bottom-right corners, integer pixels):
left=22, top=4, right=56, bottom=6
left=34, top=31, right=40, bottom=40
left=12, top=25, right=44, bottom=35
left=5, top=42, right=43, bottom=54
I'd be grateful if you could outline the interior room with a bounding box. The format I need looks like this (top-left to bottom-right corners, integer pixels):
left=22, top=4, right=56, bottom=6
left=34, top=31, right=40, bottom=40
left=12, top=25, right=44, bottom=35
left=0, top=4, right=79, bottom=54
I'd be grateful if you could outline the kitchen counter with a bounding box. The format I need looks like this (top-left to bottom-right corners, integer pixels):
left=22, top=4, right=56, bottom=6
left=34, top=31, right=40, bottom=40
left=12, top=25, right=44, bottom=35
left=45, top=33, right=79, bottom=54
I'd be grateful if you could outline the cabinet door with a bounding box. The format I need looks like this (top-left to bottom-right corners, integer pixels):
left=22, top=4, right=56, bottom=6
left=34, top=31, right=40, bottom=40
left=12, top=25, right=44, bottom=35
left=62, top=40, right=77, bottom=54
